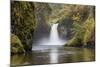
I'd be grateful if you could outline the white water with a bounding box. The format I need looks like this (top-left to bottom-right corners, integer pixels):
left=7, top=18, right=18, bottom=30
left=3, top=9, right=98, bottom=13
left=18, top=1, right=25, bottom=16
left=32, top=23, right=66, bottom=50
left=49, top=23, right=65, bottom=45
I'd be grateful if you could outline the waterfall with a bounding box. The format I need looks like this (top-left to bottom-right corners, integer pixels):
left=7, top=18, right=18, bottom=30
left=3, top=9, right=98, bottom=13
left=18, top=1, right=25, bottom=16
left=50, top=24, right=59, bottom=42
left=32, top=23, right=66, bottom=50
left=49, top=23, right=65, bottom=45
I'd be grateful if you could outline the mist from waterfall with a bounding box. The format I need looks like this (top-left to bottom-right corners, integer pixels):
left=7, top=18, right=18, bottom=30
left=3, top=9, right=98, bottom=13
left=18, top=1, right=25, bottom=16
left=32, top=23, right=66, bottom=50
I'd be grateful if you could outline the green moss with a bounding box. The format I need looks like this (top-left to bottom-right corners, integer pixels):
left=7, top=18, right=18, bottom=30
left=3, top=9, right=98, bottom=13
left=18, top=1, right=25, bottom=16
left=64, top=6, right=95, bottom=47
left=11, top=1, right=36, bottom=52
left=82, top=17, right=95, bottom=46
left=65, top=17, right=95, bottom=47
left=11, top=34, right=25, bottom=54
left=66, top=36, right=82, bottom=47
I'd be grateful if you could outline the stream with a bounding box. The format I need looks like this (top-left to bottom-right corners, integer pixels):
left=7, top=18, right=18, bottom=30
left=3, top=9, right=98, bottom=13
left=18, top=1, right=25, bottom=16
left=11, top=23, right=95, bottom=66
left=11, top=46, right=95, bottom=66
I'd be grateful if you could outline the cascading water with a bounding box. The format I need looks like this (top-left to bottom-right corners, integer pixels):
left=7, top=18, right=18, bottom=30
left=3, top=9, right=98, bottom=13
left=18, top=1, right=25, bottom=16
left=49, top=23, right=65, bottom=45
left=32, top=23, right=66, bottom=50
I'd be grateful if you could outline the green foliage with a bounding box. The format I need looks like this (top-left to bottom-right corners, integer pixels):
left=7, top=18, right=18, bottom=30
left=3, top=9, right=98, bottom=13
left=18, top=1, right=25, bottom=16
left=11, top=1, right=36, bottom=52
left=62, top=5, right=95, bottom=47
left=72, top=6, right=90, bottom=22
left=82, top=17, right=95, bottom=46
left=66, top=16, right=95, bottom=47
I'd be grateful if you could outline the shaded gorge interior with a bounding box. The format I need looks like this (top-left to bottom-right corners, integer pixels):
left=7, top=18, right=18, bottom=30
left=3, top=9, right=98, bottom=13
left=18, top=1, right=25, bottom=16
left=11, top=1, right=95, bottom=66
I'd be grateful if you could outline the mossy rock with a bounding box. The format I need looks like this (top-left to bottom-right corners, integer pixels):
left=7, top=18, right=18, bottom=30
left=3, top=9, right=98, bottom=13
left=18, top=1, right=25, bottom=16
left=11, top=34, right=25, bottom=54
left=65, top=17, right=95, bottom=47
left=66, top=36, right=82, bottom=47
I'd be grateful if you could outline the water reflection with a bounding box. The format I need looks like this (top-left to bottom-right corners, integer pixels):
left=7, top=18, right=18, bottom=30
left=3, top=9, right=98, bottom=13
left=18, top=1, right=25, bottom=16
left=11, top=52, right=33, bottom=66
left=11, top=47, right=95, bottom=66
left=50, top=48, right=58, bottom=63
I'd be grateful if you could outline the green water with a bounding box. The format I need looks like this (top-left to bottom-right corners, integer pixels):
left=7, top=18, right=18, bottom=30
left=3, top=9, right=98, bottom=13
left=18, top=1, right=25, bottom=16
left=11, top=47, right=95, bottom=66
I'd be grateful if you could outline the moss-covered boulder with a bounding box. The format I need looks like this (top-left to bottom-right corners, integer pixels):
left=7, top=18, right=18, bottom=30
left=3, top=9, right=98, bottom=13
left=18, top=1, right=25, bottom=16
left=11, top=34, right=25, bottom=54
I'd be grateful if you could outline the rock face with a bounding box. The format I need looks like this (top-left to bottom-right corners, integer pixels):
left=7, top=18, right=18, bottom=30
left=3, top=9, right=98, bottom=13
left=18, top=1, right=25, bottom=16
left=11, top=1, right=36, bottom=53
left=55, top=5, right=95, bottom=47
left=58, top=17, right=73, bottom=40
left=63, top=5, right=95, bottom=47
